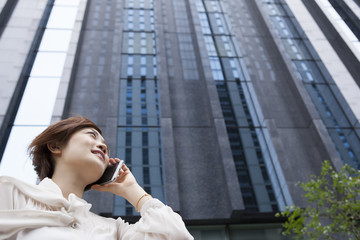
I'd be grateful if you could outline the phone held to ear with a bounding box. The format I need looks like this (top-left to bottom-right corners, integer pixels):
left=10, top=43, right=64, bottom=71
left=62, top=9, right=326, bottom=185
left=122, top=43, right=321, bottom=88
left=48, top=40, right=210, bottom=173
left=85, top=160, right=124, bottom=191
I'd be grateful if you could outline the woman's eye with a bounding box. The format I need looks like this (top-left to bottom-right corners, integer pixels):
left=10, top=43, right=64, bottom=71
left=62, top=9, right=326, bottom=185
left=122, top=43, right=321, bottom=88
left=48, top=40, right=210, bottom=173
left=88, top=132, right=96, bottom=137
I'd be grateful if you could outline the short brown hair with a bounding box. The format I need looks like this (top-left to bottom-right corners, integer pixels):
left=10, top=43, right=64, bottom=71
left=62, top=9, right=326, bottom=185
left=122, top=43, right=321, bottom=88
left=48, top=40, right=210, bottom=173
left=28, top=116, right=102, bottom=180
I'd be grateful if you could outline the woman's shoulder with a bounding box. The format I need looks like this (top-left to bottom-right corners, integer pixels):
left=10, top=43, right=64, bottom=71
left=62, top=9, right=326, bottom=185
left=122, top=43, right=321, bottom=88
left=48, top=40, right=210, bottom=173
left=0, top=175, right=25, bottom=192
left=0, top=175, right=20, bottom=183
left=0, top=175, right=34, bottom=185
left=0, top=176, right=66, bottom=210
left=0, top=176, right=27, bottom=209
left=0, top=175, right=39, bottom=195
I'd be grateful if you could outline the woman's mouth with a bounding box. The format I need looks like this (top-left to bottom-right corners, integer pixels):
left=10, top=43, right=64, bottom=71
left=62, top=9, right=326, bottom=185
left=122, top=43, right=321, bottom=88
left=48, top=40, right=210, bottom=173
left=92, top=150, right=105, bottom=162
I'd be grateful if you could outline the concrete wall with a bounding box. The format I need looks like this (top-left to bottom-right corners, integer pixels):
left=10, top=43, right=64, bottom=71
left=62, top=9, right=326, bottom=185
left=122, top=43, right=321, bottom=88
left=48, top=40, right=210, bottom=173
left=0, top=0, right=48, bottom=127
left=71, top=0, right=353, bottom=219
left=223, top=0, right=338, bottom=207
left=66, top=0, right=124, bottom=214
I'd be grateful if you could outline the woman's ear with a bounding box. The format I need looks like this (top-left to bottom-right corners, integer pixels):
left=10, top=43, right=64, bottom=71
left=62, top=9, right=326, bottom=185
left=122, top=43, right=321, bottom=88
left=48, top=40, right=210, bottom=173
left=47, top=142, right=61, bottom=155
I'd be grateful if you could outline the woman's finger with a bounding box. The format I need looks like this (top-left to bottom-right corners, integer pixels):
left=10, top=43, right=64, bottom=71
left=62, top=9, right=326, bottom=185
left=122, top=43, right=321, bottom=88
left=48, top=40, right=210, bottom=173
left=109, top=158, right=116, bottom=164
left=122, top=163, right=129, bottom=171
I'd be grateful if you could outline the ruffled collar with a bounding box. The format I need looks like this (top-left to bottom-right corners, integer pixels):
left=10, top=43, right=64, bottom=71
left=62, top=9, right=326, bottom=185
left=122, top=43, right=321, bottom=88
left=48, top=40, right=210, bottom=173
left=0, top=176, right=92, bottom=238
left=38, top=177, right=63, bottom=195
left=39, top=177, right=91, bottom=207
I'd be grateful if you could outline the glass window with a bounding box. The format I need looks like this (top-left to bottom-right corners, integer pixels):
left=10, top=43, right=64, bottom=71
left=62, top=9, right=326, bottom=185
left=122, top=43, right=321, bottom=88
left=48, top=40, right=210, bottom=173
left=125, top=0, right=134, bottom=8
left=14, top=78, right=60, bottom=125
left=140, top=23, right=145, bottom=30
left=143, top=167, right=150, bottom=184
left=124, top=9, right=154, bottom=31
left=47, top=6, right=78, bottom=29
left=230, top=59, right=239, bottom=78
left=39, top=29, right=72, bottom=52
left=128, top=55, right=134, bottom=64
left=272, top=16, right=300, bottom=38
left=208, top=13, right=229, bottom=34
left=292, top=60, right=325, bottom=83
left=196, top=0, right=206, bottom=12
left=214, top=36, right=236, bottom=57
left=55, top=0, right=80, bottom=6
left=204, top=1, right=222, bottom=12
left=127, top=66, right=133, bottom=76
left=140, top=56, right=146, bottom=65
left=204, top=36, right=217, bottom=56
left=282, top=39, right=311, bottom=60
left=209, top=57, right=224, bottom=80
left=199, top=13, right=211, bottom=34
left=329, top=129, right=360, bottom=169
left=305, top=84, right=351, bottom=128
left=141, top=67, right=146, bottom=76
left=153, top=65, right=157, bottom=77
left=125, top=148, right=132, bottom=164
left=122, top=32, right=155, bottom=54
left=126, top=132, right=132, bottom=146
left=30, top=52, right=67, bottom=77
left=121, top=55, right=157, bottom=79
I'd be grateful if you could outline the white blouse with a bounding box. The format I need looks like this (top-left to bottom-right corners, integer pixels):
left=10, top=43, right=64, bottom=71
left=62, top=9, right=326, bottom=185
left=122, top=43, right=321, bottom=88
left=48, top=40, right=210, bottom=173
left=0, top=176, right=193, bottom=240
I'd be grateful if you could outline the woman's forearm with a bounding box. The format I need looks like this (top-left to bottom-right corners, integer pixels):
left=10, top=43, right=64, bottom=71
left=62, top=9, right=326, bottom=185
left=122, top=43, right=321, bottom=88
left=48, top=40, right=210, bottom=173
left=120, top=183, right=152, bottom=212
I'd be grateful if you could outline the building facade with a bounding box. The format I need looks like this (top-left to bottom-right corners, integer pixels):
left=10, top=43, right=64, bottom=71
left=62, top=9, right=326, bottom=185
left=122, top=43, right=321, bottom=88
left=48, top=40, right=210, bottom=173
left=0, top=0, right=359, bottom=239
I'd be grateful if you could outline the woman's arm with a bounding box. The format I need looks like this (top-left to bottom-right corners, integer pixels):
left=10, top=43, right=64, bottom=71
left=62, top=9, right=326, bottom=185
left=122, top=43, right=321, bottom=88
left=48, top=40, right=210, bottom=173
left=91, top=158, right=193, bottom=239
left=117, top=198, right=194, bottom=240
left=90, top=159, right=151, bottom=212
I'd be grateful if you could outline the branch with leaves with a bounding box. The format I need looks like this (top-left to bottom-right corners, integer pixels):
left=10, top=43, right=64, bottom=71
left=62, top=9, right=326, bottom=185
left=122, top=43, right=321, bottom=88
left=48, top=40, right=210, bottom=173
left=276, top=160, right=360, bottom=240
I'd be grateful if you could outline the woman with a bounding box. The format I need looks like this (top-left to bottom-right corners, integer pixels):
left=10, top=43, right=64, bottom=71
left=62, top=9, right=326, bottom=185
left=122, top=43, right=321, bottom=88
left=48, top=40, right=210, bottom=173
left=0, top=116, right=193, bottom=239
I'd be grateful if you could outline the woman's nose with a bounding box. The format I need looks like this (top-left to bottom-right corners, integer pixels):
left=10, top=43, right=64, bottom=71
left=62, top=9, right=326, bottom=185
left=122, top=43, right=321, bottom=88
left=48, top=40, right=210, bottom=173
left=97, top=143, right=107, bottom=155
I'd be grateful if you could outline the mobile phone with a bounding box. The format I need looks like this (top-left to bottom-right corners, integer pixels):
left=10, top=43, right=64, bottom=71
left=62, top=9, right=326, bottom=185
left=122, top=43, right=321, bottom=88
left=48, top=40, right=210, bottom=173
left=85, top=160, right=124, bottom=191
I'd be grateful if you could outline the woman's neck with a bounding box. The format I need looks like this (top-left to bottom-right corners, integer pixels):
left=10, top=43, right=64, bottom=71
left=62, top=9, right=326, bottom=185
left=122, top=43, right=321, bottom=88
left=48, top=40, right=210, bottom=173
left=51, top=170, right=86, bottom=199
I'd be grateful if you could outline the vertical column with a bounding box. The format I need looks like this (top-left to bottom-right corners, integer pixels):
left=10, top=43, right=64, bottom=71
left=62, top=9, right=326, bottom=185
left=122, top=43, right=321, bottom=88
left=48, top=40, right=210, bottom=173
left=195, top=0, right=292, bottom=212
left=114, top=0, right=164, bottom=216
left=0, top=0, right=19, bottom=37
left=261, top=0, right=360, bottom=169
left=0, top=0, right=83, bottom=183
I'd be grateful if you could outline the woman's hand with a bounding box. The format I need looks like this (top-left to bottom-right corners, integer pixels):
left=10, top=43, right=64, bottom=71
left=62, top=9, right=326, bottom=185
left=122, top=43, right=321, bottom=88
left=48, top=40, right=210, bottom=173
left=91, top=158, right=150, bottom=211
left=91, top=158, right=136, bottom=196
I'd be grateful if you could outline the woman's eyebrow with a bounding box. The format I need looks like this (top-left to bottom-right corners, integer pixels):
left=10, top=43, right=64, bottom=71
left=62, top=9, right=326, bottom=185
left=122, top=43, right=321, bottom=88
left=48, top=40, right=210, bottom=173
left=89, top=129, right=110, bottom=155
left=90, top=129, right=107, bottom=145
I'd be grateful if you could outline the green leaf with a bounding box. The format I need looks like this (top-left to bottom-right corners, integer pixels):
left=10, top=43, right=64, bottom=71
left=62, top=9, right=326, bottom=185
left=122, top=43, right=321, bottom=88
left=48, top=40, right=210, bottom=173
left=278, top=160, right=360, bottom=239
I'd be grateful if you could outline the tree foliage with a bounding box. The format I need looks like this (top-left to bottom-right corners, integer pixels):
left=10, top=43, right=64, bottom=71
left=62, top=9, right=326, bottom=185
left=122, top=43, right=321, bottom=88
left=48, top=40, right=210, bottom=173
left=276, top=160, right=360, bottom=240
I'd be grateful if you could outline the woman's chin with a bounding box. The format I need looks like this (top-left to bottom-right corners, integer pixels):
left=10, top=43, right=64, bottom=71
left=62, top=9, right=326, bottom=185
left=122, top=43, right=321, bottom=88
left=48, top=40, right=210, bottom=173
left=82, top=161, right=106, bottom=183
left=87, top=169, right=105, bottom=183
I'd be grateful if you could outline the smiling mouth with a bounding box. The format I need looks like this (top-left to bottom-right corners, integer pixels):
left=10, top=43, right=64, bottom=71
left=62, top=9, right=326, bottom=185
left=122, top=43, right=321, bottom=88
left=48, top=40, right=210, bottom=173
left=92, top=150, right=105, bottom=162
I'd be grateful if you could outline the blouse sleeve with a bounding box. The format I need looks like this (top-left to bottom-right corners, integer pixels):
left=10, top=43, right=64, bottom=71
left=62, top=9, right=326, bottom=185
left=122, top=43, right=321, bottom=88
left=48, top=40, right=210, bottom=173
left=116, top=199, right=193, bottom=240
left=0, top=177, right=75, bottom=239
left=0, top=178, right=14, bottom=210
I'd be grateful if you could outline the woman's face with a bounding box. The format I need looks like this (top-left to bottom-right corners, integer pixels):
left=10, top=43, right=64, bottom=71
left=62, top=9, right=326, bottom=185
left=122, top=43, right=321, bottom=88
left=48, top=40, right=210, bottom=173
left=58, top=128, right=110, bottom=181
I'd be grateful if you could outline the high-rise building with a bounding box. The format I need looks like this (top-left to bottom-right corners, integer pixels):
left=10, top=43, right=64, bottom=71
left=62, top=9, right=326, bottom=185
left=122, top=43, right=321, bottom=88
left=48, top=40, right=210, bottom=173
left=1, top=0, right=359, bottom=238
